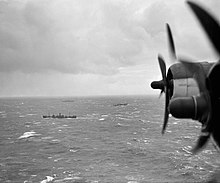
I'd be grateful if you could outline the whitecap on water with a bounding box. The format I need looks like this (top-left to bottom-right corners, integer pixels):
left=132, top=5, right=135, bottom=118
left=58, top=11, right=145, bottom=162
left=115, top=122, right=129, bottom=127
left=40, top=176, right=54, bottom=183
left=52, top=139, right=60, bottom=142
left=143, top=139, right=150, bottom=144
left=125, top=175, right=144, bottom=183
left=18, top=131, right=40, bottom=139
left=91, top=181, right=99, bottom=183
left=54, top=176, right=84, bottom=182
left=181, top=146, right=193, bottom=155
left=69, top=149, right=78, bottom=153
left=182, top=136, right=193, bottom=140
left=203, top=150, right=214, bottom=155
left=166, top=130, right=172, bottom=133
left=26, top=113, right=37, bottom=116
left=116, top=123, right=123, bottom=127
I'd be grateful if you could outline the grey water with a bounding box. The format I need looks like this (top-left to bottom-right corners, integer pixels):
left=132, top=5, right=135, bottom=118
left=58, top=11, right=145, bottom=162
left=0, top=96, right=219, bottom=183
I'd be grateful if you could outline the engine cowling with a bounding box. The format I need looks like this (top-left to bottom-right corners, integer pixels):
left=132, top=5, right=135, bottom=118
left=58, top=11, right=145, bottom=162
left=169, top=78, right=208, bottom=122
left=169, top=95, right=208, bottom=122
left=172, top=78, right=200, bottom=98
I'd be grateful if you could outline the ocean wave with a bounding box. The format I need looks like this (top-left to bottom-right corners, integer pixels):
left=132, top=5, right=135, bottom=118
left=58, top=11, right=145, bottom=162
left=18, top=131, right=41, bottom=139
left=117, top=116, right=132, bottom=121
left=26, top=113, right=37, bottom=116
left=99, top=118, right=105, bottom=121
left=115, top=122, right=130, bottom=127
left=203, top=149, right=214, bottom=155
left=40, top=176, right=54, bottom=183
left=125, top=175, right=144, bottom=183
left=33, top=121, right=42, bottom=125
left=1, top=96, right=219, bottom=183
left=181, top=146, right=193, bottom=155
left=54, top=176, right=86, bottom=183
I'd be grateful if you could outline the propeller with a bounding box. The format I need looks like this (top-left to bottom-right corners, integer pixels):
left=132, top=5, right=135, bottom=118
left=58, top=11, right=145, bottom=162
left=151, top=23, right=176, bottom=134
left=150, top=55, right=167, bottom=99
left=160, top=23, right=177, bottom=134
left=160, top=23, right=178, bottom=134
left=166, top=23, right=177, bottom=60
left=158, top=55, right=170, bottom=134
left=177, top=1, right=220, bottom=153
left=150, top=54, right=170, bottom=134
left=187, top=1, right=220, bottom=56
left=152, top=0, right=220, bottom=153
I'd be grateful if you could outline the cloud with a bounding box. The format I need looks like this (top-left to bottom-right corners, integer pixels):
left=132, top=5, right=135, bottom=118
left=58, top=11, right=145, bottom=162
left=0, top=0, right=219, bottom=96
left=0, top=0, right=159, bottom=75
left=141, top=1, right=173, bottom=36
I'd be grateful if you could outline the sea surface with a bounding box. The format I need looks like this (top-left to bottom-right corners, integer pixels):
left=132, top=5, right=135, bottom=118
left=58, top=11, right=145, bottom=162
left=0, top=95, right=219, bottom=183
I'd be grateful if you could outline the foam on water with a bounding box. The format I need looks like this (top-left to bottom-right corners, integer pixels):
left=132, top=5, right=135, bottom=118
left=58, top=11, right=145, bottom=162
left=40, top=176, right=54, bottom=183
left=18, top=131, right=41, bottom=139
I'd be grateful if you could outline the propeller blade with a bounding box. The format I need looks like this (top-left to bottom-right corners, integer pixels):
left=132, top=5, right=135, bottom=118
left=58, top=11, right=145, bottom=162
left=158, top=54, right=167, bottom=83
left=187, top=1, right=220, bottom=56
left=191, top=131, right=210, bottom=154
left=162, top=87, right=170, bottom=134
left=207, top=62, right=220, bottom=97
left=157, top=54, right=170, bottom=134
left=166, top=23, right=177, bottom=60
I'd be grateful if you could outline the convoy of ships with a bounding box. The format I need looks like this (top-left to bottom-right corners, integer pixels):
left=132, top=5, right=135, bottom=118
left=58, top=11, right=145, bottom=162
left=42, top=103, right=128, bottom=119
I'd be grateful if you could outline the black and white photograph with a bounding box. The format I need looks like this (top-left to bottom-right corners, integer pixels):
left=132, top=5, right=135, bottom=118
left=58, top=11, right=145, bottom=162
left=0, top=0, right=220, bottom=182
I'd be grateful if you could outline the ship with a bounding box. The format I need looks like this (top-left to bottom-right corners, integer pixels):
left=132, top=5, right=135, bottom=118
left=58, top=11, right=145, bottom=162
left=113, top=103, right=128, bottom=107
left=42, top=113, right=76, bottom=119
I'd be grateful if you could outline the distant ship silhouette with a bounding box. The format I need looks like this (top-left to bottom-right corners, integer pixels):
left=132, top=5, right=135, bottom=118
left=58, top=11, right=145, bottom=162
left=42, top=113, right=76, bottom=119
left=113, top=103, right=128, bottom=107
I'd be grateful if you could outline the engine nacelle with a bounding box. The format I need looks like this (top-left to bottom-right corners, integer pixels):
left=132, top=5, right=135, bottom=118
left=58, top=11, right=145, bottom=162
left=169, top=95, right=208, bottom=123
left=172, top=78, right=200, bottom=98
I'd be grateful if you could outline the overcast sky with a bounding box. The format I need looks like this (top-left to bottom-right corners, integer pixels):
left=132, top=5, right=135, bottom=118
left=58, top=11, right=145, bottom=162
left=0, top=0, right=219, bottom=97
